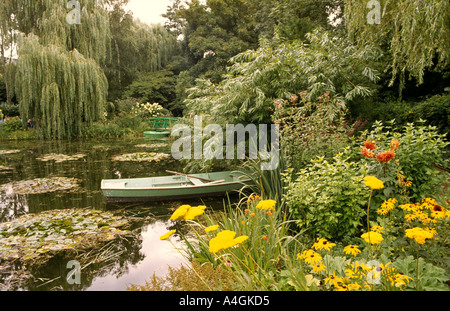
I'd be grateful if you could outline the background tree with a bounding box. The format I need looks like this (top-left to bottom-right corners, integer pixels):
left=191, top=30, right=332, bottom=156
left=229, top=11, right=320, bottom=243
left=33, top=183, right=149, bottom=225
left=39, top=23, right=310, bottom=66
left=344, top=0, right=450, bottom=95
left=4, top=0, right=111, bottom=139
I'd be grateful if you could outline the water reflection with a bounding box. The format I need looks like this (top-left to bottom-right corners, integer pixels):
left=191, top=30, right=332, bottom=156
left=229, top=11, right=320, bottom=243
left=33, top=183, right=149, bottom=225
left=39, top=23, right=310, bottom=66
left=86, top=218, right=187, bottom=291
left=0, top=138, right=206, bottom=290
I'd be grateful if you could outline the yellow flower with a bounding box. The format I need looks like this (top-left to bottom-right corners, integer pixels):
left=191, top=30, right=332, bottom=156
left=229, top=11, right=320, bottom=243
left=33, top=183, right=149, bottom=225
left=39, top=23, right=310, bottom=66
left=205, top=225, right=219, bottom=233
left=312, top=263, right=326, bottom=273
left=363, top=176, right=384, bottom=190
left=208, top=230, right=248, bottom=253
left=184, top=205, right=206, bottom=220
left=312, top=238, right=336, bottom=251
left=425, top=227, right=438, bottom=236
left=324, top=272, right=342, bottom=287
left=371, top=225, right=384, bottom=233
left=361, top=231, right=384, bottom=245
left=377, top=198, right=397, bottom=215
left=405, top=227, right=434, bottom=244
left=297, top=249, right=323, bottom=265
left=169, top=205, right=190, bottom=221
left=391, top=273, right=413, bottom=288
left=255, top=199, right=277, bottom=211
left=170, top=204, right=206, bottom=221
left=160, top=230, right=176, bottom=240
left=343, top=245, right=361, bottom=257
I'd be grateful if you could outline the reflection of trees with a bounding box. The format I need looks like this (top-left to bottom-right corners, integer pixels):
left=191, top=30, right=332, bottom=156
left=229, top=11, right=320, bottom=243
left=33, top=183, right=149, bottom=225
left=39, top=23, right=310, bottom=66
left=0, top=193, right=29, bottom=222
left=0, top=138, right=190, bottom=290
left=13, top=225, right=145, bottom=291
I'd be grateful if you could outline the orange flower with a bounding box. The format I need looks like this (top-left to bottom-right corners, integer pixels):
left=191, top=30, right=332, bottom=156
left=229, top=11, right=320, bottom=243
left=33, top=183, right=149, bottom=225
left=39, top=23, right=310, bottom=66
left=361, top=147, right=375, bottom=158
left=364, top=140, right=377, bottom=150
left=376, top=150, right=395, bottom=163
left=390, top=139, right=399, bottom=150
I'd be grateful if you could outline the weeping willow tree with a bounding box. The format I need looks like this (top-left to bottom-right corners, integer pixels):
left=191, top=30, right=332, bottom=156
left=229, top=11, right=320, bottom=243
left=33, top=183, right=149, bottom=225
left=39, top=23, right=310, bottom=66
left=134, top=22, right=178, bottom=73
left=15, top=35, right=108, bottom=139
left=1, top=0, right=111, bottom=139
left=344, top=0, right=450, bottom=92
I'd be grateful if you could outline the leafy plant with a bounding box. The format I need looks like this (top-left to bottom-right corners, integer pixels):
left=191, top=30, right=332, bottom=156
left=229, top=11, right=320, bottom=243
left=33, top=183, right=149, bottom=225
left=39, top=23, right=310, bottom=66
left=284, top=148, right=369, bottom=240
left=354, top=120, right=449, bottom=203
left=185, top=28, right=382, bottom=124
left=272, top=91, right=351, bottom=170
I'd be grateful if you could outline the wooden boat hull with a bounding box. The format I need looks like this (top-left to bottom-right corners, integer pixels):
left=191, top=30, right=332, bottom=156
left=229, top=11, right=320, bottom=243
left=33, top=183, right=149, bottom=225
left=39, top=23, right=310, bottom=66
left=101, top=171, right=252, bottom=203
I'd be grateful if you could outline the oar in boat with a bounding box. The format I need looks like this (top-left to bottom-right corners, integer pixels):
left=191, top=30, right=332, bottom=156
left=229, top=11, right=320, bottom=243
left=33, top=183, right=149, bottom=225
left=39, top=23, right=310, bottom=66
left=165, top=170, right=215, bottom=182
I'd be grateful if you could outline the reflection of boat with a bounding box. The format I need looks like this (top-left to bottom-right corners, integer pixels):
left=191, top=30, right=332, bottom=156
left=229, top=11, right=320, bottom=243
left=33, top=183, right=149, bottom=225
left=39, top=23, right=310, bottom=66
left=101, top=170, right=252, bottom=203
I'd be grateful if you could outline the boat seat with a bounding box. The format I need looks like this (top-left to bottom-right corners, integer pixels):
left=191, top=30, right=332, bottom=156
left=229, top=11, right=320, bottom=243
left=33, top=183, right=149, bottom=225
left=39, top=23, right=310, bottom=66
left=103, top=181, right=127, bottom=189
left=189, top=178, right=204, bottom=186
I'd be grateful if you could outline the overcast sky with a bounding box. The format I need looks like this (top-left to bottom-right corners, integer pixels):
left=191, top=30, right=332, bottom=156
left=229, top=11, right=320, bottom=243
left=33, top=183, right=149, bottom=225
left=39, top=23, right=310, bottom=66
left=124, top=0, right=173, bottom=25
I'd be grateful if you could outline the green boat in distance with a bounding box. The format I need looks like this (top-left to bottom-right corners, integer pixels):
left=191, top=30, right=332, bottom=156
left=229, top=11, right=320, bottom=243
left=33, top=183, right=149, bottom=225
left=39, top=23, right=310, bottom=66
left=101, top=171, right=253, bottom=203
left=143, top=130, right=170, bottom=139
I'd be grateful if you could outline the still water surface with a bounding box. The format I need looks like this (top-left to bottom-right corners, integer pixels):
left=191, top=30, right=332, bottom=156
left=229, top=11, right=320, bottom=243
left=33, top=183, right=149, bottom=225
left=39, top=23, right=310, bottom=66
left=0, top=138, right=225, bottom=290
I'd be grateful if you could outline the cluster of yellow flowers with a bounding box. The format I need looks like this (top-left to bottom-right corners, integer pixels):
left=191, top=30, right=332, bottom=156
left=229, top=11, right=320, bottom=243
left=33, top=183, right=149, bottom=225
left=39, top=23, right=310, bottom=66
left=377, top=198, right=397, bottom=215
left=405, top=227, right=434, bottom=245
left=160, top=204, right=249, bottom=254
left=208, top=230, right=248, bottom=253
left=245, top=198, right=277, bottom=217
left=297, top=237, right=412, bottom=290
left=397, top=173, right=412, bottom=187
left=364, top=176, right=448, bottom=246
left=169, top=204, right=207, bottom=221
left=363, top=176, right=384, bottom=190
left=361, top=231, right=384, bottom=245
left=400, top=198, right=449, bottom=224
left=255, top=199, right=277, bottom=211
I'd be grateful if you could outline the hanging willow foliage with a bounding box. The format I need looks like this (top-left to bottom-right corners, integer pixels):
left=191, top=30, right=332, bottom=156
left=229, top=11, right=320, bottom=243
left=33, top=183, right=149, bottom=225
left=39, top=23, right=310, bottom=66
left=2, top=0, right=111, bottom=139
left=2, top=0, right=110, bottom=65
left=15, top=35, right=107, bottom=139
left=344, top=0, right=450, bottom=89
left=133, top=22, right=178, bottom=73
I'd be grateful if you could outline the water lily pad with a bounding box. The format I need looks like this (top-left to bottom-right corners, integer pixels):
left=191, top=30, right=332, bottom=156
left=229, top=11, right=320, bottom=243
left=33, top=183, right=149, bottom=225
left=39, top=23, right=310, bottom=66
left=135, top=143, right=167, bottom=148
left=0, top=177, right=81, bottom=195
left=111, top=152, right=170, bottom=162
left=0, top=149, right=21, bottom=155
left=0, top=209, right=130, bottom=262
left=36, top=153, right=86, bottom=163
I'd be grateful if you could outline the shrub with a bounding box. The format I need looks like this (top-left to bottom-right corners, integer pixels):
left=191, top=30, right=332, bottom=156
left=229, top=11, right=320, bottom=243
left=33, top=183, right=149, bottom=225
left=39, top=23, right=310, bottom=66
left=272, top=91, right=351, bottom=171
left=0, top=116, right=25, bottom=132
left=0, top=103, right=20, bottom=117
left=284, top=148, right=369, bottom=240
left=354, top=120, right=449, bottom=204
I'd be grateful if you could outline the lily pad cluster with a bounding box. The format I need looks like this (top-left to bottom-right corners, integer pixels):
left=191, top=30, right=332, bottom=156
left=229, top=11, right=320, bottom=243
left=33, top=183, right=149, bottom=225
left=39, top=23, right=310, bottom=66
left=111, top=152, right=170, bottom=162
left=36, top=153, right=86, bottom=163
left=135, top=143, right=167, bottom=149
left=0, top=149, right=21, bottom=155
left=0, top=209, right=130, bottom=262
left=0, top=177, right=81, bottom=195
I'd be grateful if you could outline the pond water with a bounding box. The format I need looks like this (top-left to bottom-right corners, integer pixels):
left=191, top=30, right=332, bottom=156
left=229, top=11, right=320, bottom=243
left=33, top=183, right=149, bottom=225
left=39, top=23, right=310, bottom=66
left=0, top=137, right=228, bottom=291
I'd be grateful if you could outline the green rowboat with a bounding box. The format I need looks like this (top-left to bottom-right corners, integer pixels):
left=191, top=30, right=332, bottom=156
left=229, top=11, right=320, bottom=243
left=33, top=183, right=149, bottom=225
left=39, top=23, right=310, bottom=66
left=143, top=130, right=170, bottom=139
left=101, top=171, right=252, bottom=203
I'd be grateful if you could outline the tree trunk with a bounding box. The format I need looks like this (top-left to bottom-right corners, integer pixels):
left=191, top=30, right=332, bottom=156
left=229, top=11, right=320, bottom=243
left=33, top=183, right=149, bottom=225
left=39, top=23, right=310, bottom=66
left=114, top=38, right=121, bottom=85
